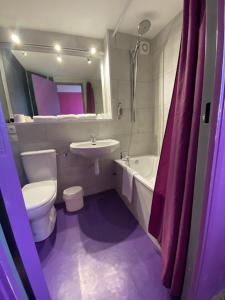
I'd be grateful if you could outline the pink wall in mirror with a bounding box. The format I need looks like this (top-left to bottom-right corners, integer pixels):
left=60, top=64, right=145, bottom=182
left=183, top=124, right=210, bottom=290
left=57, top=84, right=84, bottom=114
left=32, top=76, right=85, bottom=115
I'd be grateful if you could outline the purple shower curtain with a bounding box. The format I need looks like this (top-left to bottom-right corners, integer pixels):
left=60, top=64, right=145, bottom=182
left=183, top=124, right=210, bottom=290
left=86, top=82, right=95, bottom=113
left=149, top=0, right=206, bottom=297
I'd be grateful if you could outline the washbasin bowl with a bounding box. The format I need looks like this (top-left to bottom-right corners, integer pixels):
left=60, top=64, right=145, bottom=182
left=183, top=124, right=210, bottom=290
left=70, top=139, right=120, bottom=158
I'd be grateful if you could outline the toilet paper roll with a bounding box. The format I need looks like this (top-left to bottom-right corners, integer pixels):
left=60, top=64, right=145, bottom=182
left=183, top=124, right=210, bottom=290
left=14, top=114, right=25, bottom=123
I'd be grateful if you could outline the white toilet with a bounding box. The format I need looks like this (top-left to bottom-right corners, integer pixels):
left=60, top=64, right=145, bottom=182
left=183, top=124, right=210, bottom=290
left=20, top=149, right=57, bottom=242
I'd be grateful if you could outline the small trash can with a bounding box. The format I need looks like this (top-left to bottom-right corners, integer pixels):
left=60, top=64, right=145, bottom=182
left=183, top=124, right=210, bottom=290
left=63, top=186, right=84, bottom=212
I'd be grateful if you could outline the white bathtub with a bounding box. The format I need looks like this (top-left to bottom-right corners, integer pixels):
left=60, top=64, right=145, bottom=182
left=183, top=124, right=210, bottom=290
left=115, top=155, right=160, bottom=248
left=116, top=155, right=159, bottom=191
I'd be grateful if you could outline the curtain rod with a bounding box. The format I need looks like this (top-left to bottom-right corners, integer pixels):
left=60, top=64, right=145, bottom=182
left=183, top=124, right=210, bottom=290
left=112, top=0, right=134, bottom=38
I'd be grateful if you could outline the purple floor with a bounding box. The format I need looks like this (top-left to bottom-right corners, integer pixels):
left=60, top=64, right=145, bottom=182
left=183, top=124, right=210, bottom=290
left=36, top=190, right=173, bottom=300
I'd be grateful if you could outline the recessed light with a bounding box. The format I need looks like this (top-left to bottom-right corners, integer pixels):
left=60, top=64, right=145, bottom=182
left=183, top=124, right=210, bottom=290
left=90, top=47, right=96, bottom=55
left=11, top=33, right=21, bottom=45
left=54, top=44, right=61, bottom=52
left=56, top=55, right=62, bottom=63
left=87, top=58, right=92, bottom=64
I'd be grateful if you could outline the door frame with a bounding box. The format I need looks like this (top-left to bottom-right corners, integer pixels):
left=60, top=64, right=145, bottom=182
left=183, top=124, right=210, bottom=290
left=182, top=0, right=225, bottom=298
left=0, top=103, right=50, bottom=299
left=0, top=224, right=28, bottom=300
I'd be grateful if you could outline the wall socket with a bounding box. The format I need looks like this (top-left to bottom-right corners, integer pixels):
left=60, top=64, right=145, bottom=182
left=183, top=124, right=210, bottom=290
left=7, top=124, right=17, bottom=135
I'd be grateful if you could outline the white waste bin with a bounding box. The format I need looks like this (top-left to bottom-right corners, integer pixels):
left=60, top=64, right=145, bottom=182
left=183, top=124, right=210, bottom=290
left=63, top=186, right=84, bottom=212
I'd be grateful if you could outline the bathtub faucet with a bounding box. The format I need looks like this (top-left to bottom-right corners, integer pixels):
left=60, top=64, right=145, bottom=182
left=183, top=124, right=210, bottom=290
left=120, top=151, right=130, bottom=165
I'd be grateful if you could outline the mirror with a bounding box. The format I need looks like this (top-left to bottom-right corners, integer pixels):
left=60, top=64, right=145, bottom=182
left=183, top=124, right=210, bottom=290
left=2, top=48, right=104, bottom=119
left=0, top=29, right=112, bottom=122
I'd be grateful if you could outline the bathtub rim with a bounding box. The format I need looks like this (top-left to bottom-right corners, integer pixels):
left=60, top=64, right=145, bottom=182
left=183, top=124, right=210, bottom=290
left=115, top=154, right=159, bottom=192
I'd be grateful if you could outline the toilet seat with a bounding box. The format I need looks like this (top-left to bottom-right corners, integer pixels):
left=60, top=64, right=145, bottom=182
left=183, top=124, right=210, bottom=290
left=22, top=180, right=57, bottom=210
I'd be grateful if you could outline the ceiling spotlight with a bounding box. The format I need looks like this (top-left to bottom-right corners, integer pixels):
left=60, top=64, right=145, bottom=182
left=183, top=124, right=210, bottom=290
left=11, top=33, right=21, bottom=45
left=90, top=47, right=96, bottom=55
left=56, top=55, right=62, bottom=63
left=54, top=44, right=61, bottom=52
left=87, top=58, right=92, bottom=64
left=22, top=51, right=27, bottom=56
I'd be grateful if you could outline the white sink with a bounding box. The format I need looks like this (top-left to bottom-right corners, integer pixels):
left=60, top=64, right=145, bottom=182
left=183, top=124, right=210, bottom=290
left=70, top=139, right=120, bottom=175
left=70, top=139, right=120, bottom=159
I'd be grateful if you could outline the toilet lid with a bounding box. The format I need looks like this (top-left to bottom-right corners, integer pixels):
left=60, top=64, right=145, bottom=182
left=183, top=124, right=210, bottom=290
left=22, top=180, right=57, bottom=210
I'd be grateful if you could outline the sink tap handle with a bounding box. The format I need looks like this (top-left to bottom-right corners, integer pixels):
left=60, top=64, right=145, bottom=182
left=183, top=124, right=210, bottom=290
left=90, top=135, right=96, bottom=145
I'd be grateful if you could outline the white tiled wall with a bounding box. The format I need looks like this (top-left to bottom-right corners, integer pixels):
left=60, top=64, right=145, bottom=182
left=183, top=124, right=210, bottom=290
left=109, top=31, right=156, bottom=155
left=13, top=121, right=118, bottom=202
left=151, top=12, right=182, bottom=153
left=9, top=14, right=182, bottom=201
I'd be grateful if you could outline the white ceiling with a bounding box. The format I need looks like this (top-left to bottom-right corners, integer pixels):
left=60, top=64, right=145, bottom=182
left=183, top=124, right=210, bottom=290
left=0, top=0, right=182, bottom=39
left=12, top=50, right=101, bottom=81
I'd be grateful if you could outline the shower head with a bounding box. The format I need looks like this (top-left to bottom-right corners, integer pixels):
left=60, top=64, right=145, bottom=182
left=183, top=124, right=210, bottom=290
left=131, top=19, right=151, bottom=62
left=138, top=19, right=151, bottom=36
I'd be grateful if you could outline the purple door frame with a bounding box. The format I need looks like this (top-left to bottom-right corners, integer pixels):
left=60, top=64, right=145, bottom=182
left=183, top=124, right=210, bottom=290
left=0, top=225, right=28, bottom=300
left=0, top=104, right=50, bottom=299
left=189, top=0, right=225, bottom=298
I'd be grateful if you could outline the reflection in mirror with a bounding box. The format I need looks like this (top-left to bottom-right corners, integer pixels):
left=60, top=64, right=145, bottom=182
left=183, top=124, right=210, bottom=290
left=9, top=49, right=104, bottom=117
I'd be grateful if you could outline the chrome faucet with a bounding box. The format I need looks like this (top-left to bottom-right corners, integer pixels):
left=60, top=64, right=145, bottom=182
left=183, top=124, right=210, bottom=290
left=120, top=151, right=130, bottom=165
left=90, top=135, right=96, bottom=145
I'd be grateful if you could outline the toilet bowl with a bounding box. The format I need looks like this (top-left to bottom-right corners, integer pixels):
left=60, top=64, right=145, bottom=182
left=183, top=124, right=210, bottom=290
left=22, top=180, right=57, bottom=242
left=20, top=149, right=57, bottom=242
